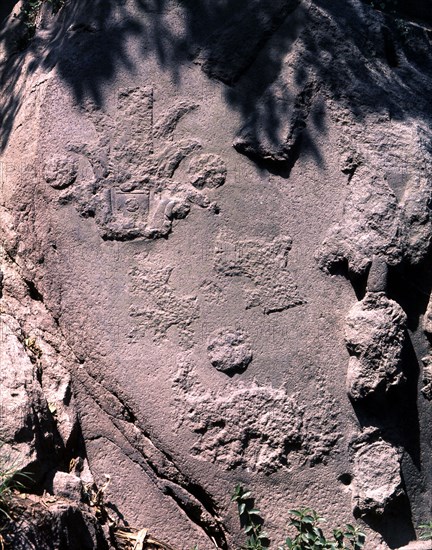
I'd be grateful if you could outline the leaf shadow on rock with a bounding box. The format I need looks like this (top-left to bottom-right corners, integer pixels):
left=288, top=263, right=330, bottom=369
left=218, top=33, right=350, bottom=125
left=1, top=0, right=431, bottom=164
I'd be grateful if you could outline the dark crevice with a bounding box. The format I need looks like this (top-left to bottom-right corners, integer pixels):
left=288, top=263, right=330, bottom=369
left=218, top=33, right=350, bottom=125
left=382, top=26, right=399, bottom=68
left=24, top=278, right=44, bottom=302
left=356, top=494, right=415, bottom=550
left=73, top=367, right=229, bottom=547
left=387, top=261, right=432, bottom=332
left=350, top=270, right=369, bottom=301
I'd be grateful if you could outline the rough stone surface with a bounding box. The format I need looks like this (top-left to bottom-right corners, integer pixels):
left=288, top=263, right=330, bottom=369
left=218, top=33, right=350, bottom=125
left=52, top=471, right=83, bottom=501
left=345, top=292, right=407, bottom=401
left=398, top=542, right=432, bottom=550
left=352, top=439, right=403, bottom=516
left=1, top=0, right=432, bottom=548
left=1, top=494, right=111, bottom=550
left=174, top=353, right=341, bottom=472
left=206, top=328, right=253, bottom=374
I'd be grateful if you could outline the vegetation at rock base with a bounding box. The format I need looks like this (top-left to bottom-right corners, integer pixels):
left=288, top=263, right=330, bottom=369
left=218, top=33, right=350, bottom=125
left=0, top=452, right=32, bottom=548
left=232, top=484, right=270, bottom=550
left=278, top=509, right=365, bottom=550
left=419, top=520, right=432, bottom=541
left=233, top=485, right=366, bottom=550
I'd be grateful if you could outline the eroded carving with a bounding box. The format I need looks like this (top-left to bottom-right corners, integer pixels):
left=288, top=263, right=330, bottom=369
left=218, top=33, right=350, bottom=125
left=128, top=265, right=199, bottom=348
left=44, top=154, right=79, bottom=189
left=206, top=327, right=252, bottom=375
left=214, top=233, right=304, bottom=314
left=345, top=292, right=406, bottom=401
left=173, top=354, right=340, bottom=472
left=199, top=280, right=226, bottom=306
left=50, top=88, right=226, bottom=240
left=352, top=436, right=403, bottom=516
left=187, top=154, right=227, bottom=189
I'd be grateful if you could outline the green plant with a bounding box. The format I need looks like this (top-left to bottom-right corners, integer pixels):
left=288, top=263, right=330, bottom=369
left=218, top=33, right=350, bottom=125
left=15, top=0, right=65, bottom=50
left=232, top=485, right=269, bottom=550
left=419, top=521, right=432, bottom=541
left=279, top=509, right=365, bottom=550
left=368, top=0, right=398, bottom=12
left=0, top=460, right=31, bottom=523
left=232, top=487, right=365, bottom=550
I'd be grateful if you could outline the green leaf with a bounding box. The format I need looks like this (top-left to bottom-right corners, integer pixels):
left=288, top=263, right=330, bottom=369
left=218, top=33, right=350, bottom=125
left=303, top=515, right=315, bottom=524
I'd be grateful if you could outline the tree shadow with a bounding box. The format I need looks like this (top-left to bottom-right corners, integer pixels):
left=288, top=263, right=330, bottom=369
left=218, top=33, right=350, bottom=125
left=0, top=0, right=431, bottom=162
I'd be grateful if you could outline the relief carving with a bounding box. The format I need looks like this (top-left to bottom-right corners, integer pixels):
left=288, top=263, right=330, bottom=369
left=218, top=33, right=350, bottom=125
left=214, top=233, right=304, bottom=314
left=128, top=265, right=199, bottom=348
left=206, top=327, right=253, bottom=375
left=173, top=354, right=340, bottom=473
left=47, top=87, right=226, bottom=240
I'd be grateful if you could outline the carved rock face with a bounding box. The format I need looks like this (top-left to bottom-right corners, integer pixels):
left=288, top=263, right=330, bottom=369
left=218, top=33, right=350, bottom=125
left=345, top=292, right=407, bottom=401
left=174, top=354, right=341, bottom=472
left=352, top=440, right=403, bottom=515
left=3, top=0, right=432, bottom=546
left=188, top=153, right=227, bottom=189
left=206, top=328, right=252, bottom=374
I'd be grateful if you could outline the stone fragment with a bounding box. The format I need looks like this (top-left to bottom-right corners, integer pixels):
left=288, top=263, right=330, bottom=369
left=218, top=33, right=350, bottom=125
left=366, top=256, right=388, bottom=293
left=317, top=177, right=402, bottom=277
left=345, top=292, right=406, bottom=401
left=187, top=154, right=227, bottom=189
left=421, top=356, right=432, bottom=400
left=53, top=471, right=83, bottom=501
left=207, top=328, right=252, bottom=374
left=317, top=169, right=432, bottom=278
left=70, top=457, right=94, bottom=486
left=352, top=439, right=403, bottom=515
